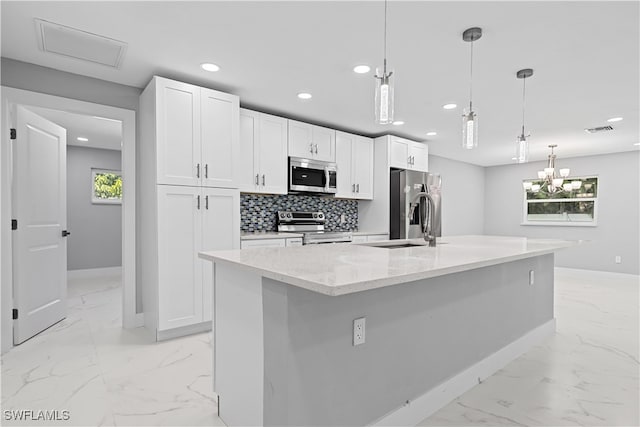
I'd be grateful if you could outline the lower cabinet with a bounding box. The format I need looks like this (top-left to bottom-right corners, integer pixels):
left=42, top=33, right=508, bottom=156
left=154, top=185, right=239, bottom=337
left=351, top=233, right=389, bottom=244
left=240, top=236, right=303, bottom=249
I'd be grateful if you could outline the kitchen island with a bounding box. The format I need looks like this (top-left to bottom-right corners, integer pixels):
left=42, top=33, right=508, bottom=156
left=199, top=235, right=575, bottom=426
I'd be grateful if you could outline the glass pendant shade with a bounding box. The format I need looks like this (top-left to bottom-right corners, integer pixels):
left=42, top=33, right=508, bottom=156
left=516, top=134, right=529, bottom=163
left=375, top=69, right=394, bottom=124
left=462, top=109, right=478, bottom=149
left=563, top=183, right=573, bottom=191
left=559, top=168, right=570, bottom=177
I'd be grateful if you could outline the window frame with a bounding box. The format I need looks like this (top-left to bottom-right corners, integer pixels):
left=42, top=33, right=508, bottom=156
left=91, top=168, right=123, bottom=205
left=521, top=175, right=599, bottom=227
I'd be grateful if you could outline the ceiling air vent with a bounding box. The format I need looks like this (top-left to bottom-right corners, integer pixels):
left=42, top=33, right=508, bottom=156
left=584, top=125, right=614, bottom=134
left=35, top=18, right=127, bottom=68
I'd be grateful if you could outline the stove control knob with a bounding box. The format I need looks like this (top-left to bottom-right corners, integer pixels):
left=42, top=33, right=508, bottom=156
left=279, top=212, right=285, bottom=218
left=286, top=213, right=292, bottom=218
left=318, top=213, right=324, bottom=219
left=313, top=213, right=318, bottom=218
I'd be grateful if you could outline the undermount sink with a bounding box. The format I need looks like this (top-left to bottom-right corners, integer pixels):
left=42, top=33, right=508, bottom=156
left=362, top=240, right=449, bottom=249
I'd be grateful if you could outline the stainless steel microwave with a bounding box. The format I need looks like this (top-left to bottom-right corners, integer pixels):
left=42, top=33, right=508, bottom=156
left=289, top=157, right=337, bottom=194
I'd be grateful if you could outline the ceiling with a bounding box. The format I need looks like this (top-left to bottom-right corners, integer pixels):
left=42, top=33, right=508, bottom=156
left=28, top=106, right=122, bottom=151
left=2, top=1, right=638, bottom=166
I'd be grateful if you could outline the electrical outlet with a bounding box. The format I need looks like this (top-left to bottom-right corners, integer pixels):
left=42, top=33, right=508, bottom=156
left=615, top=255, right=622, bottom=264
left=353, top=317, right=366, bottom=346
left=529, top=270, right=535, bottom=285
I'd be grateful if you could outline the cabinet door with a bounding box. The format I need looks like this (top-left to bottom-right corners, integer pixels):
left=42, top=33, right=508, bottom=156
left=201, top=88, right=240, bottom=189
left=389, top=137, right=410, bottom=169
left=202, top=188, right=240, bottom=322
left=352, top=136, right=374, bottom=200
left=335, top=131, right=354, bottom=198
left=288, top=120, right=314, bottom=158
left=258, top=113, right=288, bottom=194
left=156, top=79, right=201, bottom=186
left=157, top=185, right=203, bottom=330
left=411, top=143, right=429, bottom=172
left=239, top=109, right=259, bottom=192
left=312, top=125, right=336, bottom=162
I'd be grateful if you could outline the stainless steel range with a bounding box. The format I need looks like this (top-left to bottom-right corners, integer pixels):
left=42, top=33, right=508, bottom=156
left=277, top=211, right=352, bottom=245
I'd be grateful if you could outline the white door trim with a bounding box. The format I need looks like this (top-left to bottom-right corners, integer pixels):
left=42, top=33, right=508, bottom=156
left=1, top=86, right=138, bottom=353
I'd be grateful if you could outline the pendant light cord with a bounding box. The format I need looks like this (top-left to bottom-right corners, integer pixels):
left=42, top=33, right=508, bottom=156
left=383, top=0, right=388, bottom=74
left=521, top=77, right=527, bottom=136
left=469, top=41, right=474, bottom=110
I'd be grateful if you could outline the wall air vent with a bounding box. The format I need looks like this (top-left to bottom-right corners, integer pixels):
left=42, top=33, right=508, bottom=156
left=35, top=18, right=127, bottom=68
left=584, top=125, right=614, bottom=134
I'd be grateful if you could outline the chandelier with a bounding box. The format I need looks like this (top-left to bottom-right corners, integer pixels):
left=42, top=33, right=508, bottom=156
left=523, top=145, right=582, bottom=194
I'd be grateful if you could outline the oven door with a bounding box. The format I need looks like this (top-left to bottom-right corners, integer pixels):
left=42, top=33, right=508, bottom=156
left=289, top=158, right=337, bottom=194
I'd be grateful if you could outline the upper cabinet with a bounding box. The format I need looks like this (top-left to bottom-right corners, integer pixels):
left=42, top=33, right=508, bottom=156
left=152, top=76, right=239, bottom=188
left=389, top=136, right=428, bottom=172
left=288, top=120, right=336, bottom=162
left=239, top=109, right=288, bottom=194
left=335, top=131, right=373, bottom=200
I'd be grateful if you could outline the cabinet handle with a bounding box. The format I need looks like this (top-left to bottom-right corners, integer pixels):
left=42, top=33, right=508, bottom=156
left=262, top=174, right=266, bottom=186
left=204, top=164, right=208, bottom=179
left=408, top=156, right=412, bottom=166
left=310, top=143, right=314, bottom=154
left=205, top=195, right=209, bottom=210
left=196, top=163, right=200, bottom=178
left=352, top=183, right=356, bottom=192
left=413, top=156, right=415, bottom=165
left=357, top=183, right=360, bottom=193
left=314, top=144, right=318, bottom=154
left=197, top=195, right=200, bottom=210
left=255, top=174, right=259, bottom=185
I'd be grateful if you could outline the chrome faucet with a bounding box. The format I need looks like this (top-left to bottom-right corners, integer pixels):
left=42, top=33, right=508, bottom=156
left=409, top=192, right=437, bottom=247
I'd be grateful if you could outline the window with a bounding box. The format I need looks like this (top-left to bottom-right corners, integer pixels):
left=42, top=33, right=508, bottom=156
left=522, top=176, right=598, bottom=226
left=92, top=169, right=122, bottom=204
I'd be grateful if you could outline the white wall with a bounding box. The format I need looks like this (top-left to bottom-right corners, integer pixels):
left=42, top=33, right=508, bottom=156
left=428, top=154, right=485, bottom=236
left=67, top=146, right=122, bottom=270
left=484, top=151, right=640, bottom=275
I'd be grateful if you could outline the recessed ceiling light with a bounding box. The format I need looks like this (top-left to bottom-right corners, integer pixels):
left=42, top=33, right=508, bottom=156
left=634, top=142, right=640, bottom=146
left=77, top=137, right=89, bottom=142
left=443, top=103, right=457, bottom=110
left=392, top=121, right=404, bottom=126
left=512, top=157, right=518, bottom=160
left=353, top=65, right=371, bottom=74
left=200, top=63, right=220, bottom=72
left=607, top=117, right=623, bottom=122
left=297, top=92, right=312, bottom=100
left=426, top=131, right=437, bottom=136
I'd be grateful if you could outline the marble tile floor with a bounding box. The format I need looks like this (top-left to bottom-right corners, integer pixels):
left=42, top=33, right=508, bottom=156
left=419, top=268, right=639, bottom=427
left=1, top=273, right=222, bottom=426
left=1, top=268, right=638, bottom=426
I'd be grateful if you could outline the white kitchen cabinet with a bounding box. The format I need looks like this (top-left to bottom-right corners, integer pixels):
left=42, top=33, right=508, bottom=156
left=335, top=131, right=374, bottom=200
left=351, top=233, right=389, bottom=244
left=139, top=76, right=241, bottom=341
left=150, top=76, right=239, bottom=188
left=156, top=186, right=239, bottom=332
left=288, top=120, right=336, bottom=162
left=389, top=136, right=428, bottom=172
left=239, top=109, right=288, bottom=194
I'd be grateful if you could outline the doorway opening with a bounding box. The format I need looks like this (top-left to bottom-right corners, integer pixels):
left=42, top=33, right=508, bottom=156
left=1, top=87, right=137, bottom=352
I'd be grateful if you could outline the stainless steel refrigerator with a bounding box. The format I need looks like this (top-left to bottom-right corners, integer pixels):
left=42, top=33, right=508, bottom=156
left=389, top=169, right=442, bottom=240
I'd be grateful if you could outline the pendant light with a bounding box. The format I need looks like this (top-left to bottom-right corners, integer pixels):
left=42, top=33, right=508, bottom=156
left=515, top=68, right=533, bottom=163
left=374, top=0, right=394, bottom=124
left=462, top=27, right=482, bottom=149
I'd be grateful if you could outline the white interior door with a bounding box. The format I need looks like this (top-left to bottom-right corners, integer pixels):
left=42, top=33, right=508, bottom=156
left=13, top=106, right=67, bottom=344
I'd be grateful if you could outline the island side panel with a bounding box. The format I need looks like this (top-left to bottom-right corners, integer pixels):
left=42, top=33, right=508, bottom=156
left=262, top=254, right=554, bottom=426
left=214, top=262, right=264, bottom=426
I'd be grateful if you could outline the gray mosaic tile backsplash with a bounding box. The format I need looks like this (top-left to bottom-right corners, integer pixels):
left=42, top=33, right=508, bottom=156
left=241, top=194, right=358, bottom=232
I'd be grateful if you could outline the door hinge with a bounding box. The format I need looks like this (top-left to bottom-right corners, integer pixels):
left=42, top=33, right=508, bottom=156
left=10, top=129, right=16, bottom=140
left=12, top=309, right=18, bottom=320
left=11, top=219, right=17, bottom=230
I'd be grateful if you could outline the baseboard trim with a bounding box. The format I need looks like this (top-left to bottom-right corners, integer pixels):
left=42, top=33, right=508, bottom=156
left=134, top=312, right=145, bottom=328
left=67, top=266, right=122, bottom=279
left=555, top=266, right=640, bottom=280
left=370, top=319, right=556, bottom=427
left=157, top=320, right=212, bottom=341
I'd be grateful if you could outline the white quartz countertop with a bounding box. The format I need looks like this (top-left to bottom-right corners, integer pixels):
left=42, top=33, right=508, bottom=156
left=351, top=230, right=388, bottom=236
left=200, top=235, right=577, bottom=296
left=240, top=232, right=304, bottom=240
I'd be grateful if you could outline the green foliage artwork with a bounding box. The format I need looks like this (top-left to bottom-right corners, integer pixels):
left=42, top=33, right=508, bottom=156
left=92, top=169, right=122, bottom=203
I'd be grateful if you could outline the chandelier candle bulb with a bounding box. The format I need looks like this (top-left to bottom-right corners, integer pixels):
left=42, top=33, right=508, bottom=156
left=563, top=183, right=573, bottom=191
left=571, top=180, right=582, bottom=190
left=538, top=171, right=546, bottom=179
left=552, top=178, right=564, bottom=188
left=560, top=168, right=570, bottom=178
left=531, top=184, right=541, bottom=193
